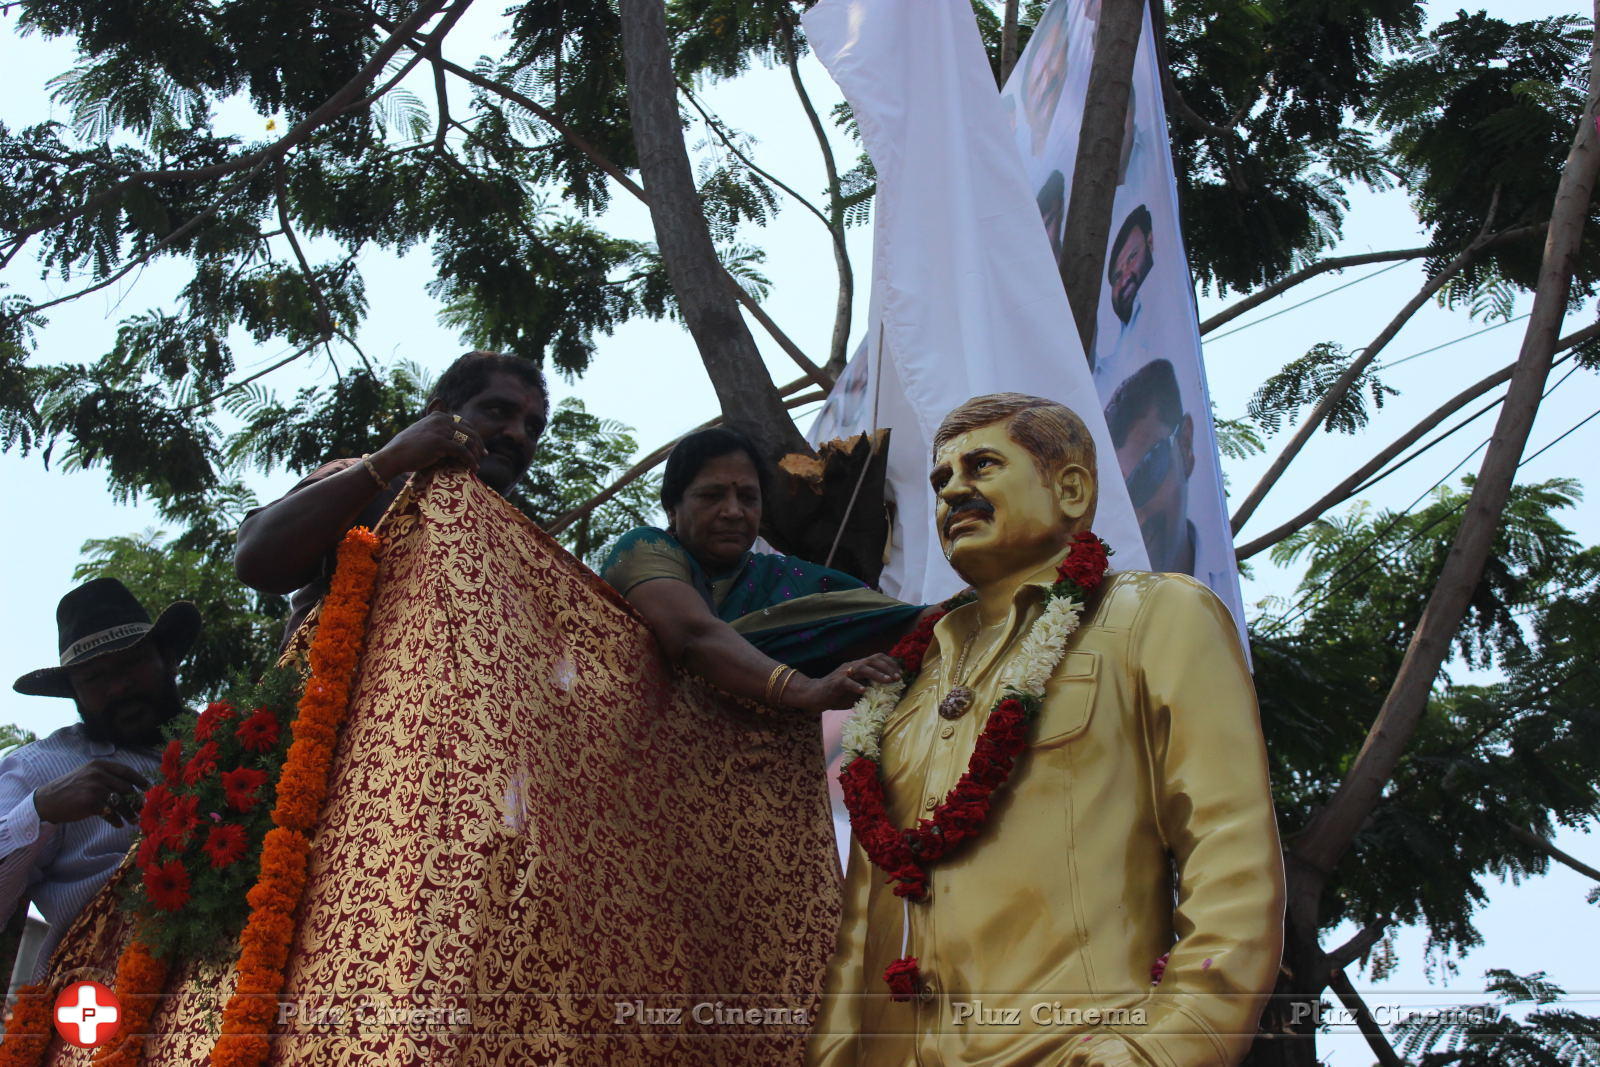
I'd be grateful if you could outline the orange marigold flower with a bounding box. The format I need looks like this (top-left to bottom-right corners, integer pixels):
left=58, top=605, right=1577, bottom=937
left=93, top=939, right=168, bottom=1066
left=215, top=526, right=378, bottom=1067
left=0, top=983, right=54, bottom=1067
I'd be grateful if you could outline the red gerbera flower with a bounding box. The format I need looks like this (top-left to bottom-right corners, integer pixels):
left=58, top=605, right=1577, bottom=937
left=183, top=741, right=220, bottom=785
left=160, top=740, right=182, bottom=786
left=139, top=784, right=173, bottom=838
left=145, top=860, right=191, bottom=912
left=234, top=708, right=280, bottom=753
left=202, top=823, right=249, bottom=869
left=135, top=834, right=165, bottom=871
left=160, top=793, right=200, bottom=847
left=194, top=701, right=235, bottom=743
left=221, top=766, right=270, bottom=812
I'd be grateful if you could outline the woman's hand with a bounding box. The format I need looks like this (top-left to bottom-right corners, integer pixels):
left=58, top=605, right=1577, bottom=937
left=786, top=654, right=903, bottom=713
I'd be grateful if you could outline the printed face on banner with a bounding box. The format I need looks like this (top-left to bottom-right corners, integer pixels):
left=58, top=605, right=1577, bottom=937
left=1106, top=359, right=1197, bottom=572
left=999, top=0, right=1248, bottom=634
left=810, top=350, right=871, bottom=446
left=1107, top=206, right=1154, bottom=327
left=1019, top=2, right=1074, bottom=156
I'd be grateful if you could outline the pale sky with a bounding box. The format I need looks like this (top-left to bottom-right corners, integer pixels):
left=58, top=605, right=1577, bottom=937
left=0, top=1, right=1594, bottom=1059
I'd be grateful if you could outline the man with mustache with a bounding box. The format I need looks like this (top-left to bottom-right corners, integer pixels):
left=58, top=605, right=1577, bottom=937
left=3, top=579, right=200, bottom=978
left=810, top=393, right=1282, bottom=1066
left=1093, top=205, right=1155, bottom=383
left=236, top=350, right=548, bottom=647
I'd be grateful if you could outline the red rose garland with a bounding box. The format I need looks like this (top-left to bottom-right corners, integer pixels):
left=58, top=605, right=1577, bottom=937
left=839, top=532, right=1110, bottom=1000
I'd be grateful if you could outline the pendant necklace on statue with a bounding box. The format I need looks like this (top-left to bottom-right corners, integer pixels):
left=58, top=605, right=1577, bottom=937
left=938, top=623, right=999, bottom=720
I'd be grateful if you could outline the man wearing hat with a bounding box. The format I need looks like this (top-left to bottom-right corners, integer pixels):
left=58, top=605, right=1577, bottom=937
left=0, top=578, right=199, bottom=977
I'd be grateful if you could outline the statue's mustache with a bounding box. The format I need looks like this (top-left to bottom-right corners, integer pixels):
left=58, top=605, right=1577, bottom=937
left=944, top=497, right=995, bottom=537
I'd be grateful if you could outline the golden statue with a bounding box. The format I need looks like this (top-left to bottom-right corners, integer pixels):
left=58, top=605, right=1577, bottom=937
left=808, top=393, right=1283, bottom=1067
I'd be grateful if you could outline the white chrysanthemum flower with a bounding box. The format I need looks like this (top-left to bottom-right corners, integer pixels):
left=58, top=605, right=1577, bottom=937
left=841, top=584, right=1094, bottom=767
left=840, top=680, right=905, bottom=764
left=1004, top=595, right=1083, bottom=694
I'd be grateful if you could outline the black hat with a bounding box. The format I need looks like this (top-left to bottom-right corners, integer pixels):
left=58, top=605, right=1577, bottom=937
left=12, top=578, right=202, bottom=699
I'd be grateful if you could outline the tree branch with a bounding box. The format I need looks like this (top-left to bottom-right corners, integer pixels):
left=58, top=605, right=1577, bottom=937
left=1326, top=967, right=1407, bottom=1067
left=1000, top=0, right=1021, bottom=84
left=1289, top=10, right=1600, bottom=902
left=1200, top=246, right=1436, bottom=335
left=2, top=0, right=455, bottom=265
left=1059, top=0, right=1144, bottom=354
left=681, top=85, right=833, bottom=235
left=426, top=53, right=649, bottom=198
left=619, top=0, right=812, bottom=466
left=183, top=333, right=334, bottom=411
left=430, top=52, right=830, bottom=392
left=1229, top=229, right=1525, bottom=535
left=1325, top=917, right=1391, bottom=973
left=1233, top=320, right=1600, bottom=560
left=1506, top=823, right=1600, bottom=884
left=777, top=9, right=855, bottom=377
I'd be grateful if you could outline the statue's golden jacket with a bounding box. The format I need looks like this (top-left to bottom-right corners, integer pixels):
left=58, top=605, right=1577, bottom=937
left=810, top=561, right=1284, bottom=1067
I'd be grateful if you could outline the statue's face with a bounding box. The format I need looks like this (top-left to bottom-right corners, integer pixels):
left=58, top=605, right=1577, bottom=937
left=931, top=421, right=1089, bottom=582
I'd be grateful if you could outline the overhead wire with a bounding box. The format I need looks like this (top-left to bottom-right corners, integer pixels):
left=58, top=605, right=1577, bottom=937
left=1256, top=363, right=1593, bottom=637
left=1203, top=260, right=1413, bottom=343
left=1375, top=312, right=1531, bottom=371
left=1348, top=349, right=1581, bottom=499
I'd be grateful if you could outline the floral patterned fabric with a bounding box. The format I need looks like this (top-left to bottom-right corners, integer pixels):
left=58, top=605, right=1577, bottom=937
left=34, top=468, right=839, bottom=1065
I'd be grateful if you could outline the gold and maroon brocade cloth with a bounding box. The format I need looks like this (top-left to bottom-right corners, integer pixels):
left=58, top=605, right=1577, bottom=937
left=37, top=468, right=840, bottom=1065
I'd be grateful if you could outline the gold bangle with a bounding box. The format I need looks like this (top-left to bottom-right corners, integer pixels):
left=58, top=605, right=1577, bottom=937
left=360, top=454, right=388, bottom=491
left=774, top=667, right=798, bottom=707
left=763, top=663, right=788, bottom=705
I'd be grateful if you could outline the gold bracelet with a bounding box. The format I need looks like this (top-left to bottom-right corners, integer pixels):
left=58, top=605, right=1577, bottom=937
left=763, top=663, right=789, bottom=705
left=360, top=453, right=388, bottom=491
left=774, top=667, right=798, bottom=708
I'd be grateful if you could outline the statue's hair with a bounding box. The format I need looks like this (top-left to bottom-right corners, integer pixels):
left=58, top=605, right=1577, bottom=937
left=933, top=393, right=1096, bottom=479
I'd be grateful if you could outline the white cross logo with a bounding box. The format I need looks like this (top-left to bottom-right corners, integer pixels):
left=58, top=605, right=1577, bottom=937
left=53, top=981, right=121, bottom=1048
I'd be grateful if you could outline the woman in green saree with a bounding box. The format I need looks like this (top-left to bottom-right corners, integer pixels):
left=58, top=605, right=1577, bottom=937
left=601, top=428, right=933, bottom=713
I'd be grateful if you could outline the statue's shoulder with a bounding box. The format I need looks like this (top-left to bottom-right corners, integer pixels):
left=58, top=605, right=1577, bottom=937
left=1091, top=570, right=1223, bottom=630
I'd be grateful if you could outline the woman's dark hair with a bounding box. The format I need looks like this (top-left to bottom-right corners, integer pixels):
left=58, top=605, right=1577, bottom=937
left=660, top=427, right=770, bottom=513
left=427, top=350, right=549, bottom=422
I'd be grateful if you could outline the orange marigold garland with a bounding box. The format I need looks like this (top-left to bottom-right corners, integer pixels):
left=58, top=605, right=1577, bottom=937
left=0, top=983, right=55, bottom=1067
left=90, top=940, right=168, bottom=1067
left=213, top=525, right=380, bottom=1067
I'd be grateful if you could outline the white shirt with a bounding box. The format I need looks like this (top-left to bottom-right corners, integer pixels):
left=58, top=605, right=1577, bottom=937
left=1095, top=293, right=1147, bottom=389
left=0, top=724, right=160, bottom=980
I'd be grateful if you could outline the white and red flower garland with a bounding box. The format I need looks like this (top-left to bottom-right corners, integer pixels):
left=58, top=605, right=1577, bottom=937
left=838, top=531, right=1111, bottom=1000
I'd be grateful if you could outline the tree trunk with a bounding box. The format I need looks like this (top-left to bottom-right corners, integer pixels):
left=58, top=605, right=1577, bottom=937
left=1058, top=0, right=1144, bottom=354
left=617, top=0, right=810, bottom=465
left=1249, top=13, right=1600, bottom=1064
left=1000, top=0, right=1021, bottom=85
left=1291, top=6, right=1600, bottom=890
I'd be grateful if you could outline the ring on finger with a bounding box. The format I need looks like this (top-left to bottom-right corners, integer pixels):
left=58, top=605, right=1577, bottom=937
left=452, top=414, right=462, bottom=424
left=453, top=430, right=469, bottom=444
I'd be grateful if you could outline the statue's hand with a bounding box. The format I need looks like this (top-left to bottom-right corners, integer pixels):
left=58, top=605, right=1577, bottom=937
left=1060, top=1034, right=1148, bottom=1067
